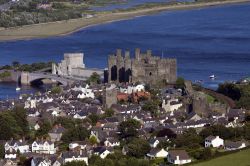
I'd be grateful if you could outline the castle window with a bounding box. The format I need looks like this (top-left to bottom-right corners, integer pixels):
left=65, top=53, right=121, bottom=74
left=149, top=72, right=152, bottom=76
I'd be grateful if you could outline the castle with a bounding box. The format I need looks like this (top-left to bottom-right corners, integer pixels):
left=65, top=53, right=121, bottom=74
left=52, top=53, right=103, bottom=78
left=108, top=48, right=177, bottom=85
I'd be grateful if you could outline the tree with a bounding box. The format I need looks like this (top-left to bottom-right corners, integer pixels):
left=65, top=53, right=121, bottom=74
left=104, top=108, right=114, bottom=118
left=51, top=86, right=62, bottom=94
left=88, top=114, right=100, bottom=126
left=175, top=77, right=185, bottom=89
left=35, top=120, right=52, bottom=137
left=0, top=112, right=23, bottom=140
left=199, top=125, right=234, bottom=140
left=0, top=144, right=4, bottom=159
left=89, top=135, right=98, bottom=145
left=86, top=72, right=101, bottom=85
left=11, top=107, right=29, bottom=136
left=174, top=128, right=203, bottom=149
left=12, top=61, right=20, bottom=68
left=61, top=126, right=89, bottom=143
left=217, top=83, right=241, bottom=100
left=118, top=119, right=141, bottom=139
left=127, top=138, right=150, bottom=158
left=156, top=128, right=177, bottom=138
left=63, top=161, right=87, bottom=166
left=142, top=100, right=160, bottom=117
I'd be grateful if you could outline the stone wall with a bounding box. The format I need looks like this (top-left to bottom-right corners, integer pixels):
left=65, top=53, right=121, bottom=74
left=108, top=48, right=177, bottom=85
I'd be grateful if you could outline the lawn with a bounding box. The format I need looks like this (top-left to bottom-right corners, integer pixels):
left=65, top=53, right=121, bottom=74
left=192, top=148, right=250, bottom=166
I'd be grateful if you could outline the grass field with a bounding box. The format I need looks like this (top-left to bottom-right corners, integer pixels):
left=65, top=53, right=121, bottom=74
left=192, top=148, right=250, bottom=166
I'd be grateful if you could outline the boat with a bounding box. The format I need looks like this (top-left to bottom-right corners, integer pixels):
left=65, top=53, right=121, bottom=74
left=209, top=75, right=216, bottom=79
left=16, top=87, right=21, bottom=91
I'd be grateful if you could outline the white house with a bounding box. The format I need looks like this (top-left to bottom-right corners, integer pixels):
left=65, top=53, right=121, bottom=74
left=69, top=142, right=87, bottom=150
left=73, top=111, right=88, bottom=120
left=162, top=99, right=182, bottom=112
left=72, top=85, right=95, bottom=99
left=31, top=156, right=62, bottom=166
left=149, top=139, right=159, bottom=148
left=4, top=148, right=17, bottom=159
left=93, top=147, right=112, bottom=159
left=104, top=138, right=120, bottom=147
left=205, top=136, right=224, bottom=148
left=4, top=140, right=30, bottom=154
left=62, top=151, right=88, bottom=165
left=167, top=150, right=191, bottom=165
left=147, top=148, right=168, bottom=158
left=32, top=140, right=56, bottom=154
left=224, top=141, right=247, bottom=151
left=24, top=99, right=37, bottom=109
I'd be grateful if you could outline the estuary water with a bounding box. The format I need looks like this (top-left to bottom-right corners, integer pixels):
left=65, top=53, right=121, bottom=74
left=0, top=2, right=250, bottom=99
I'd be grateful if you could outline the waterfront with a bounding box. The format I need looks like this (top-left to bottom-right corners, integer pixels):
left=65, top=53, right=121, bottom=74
left=0, top=2, right=250, bottom=99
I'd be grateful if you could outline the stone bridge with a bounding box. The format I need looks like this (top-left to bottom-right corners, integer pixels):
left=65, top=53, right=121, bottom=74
left=20, top=72, right=74, bottom=86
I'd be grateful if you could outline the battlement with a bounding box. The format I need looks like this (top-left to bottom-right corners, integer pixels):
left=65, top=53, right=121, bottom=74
left=108, top=49, right=177, bottom=85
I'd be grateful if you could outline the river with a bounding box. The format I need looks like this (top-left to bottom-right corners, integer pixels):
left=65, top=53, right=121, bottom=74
left=0, top=2, right=250, bottom=99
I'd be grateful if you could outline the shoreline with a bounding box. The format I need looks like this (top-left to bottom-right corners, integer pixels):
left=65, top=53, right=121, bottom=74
left=0, top=0, right=249, bottom=42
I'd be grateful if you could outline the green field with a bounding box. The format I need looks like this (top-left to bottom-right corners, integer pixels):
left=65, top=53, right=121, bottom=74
left=192, top=148, right=250, bottom=166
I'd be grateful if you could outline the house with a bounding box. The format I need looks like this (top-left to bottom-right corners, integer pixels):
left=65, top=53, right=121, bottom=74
left=147, top=148, right=168, bottom=158
left=73, top=111, right=88, bottom=119
left=31, top=156, right=62, bottom=166
left=32, top=140, right=56, bottom=154
left=27, top=109, right=40, bottom=117
left=93, top=147, right=113, bottom=159
left=0, top=159, right=18, bottom=166
left=48, top=124, right=66, bottom=142
left=205, top=136, right=224, bottom=148
left=224, top=141, right=247, bottom=151
left=162, top=99, right=182, bottom=112
left=4, top=140, right=30, bottom=154
left=104, top=138, right=120, bottom=147
left=149, top=137, right=166, bottom=148
left=167, top=150, right=191, bottom=165
left=69, top=142, right=87, bottom=150
left=62, top=151, right=88, bottom=165
left=34, top=122, right=41, bottom=131
left=4, top=148, right=17, bottom=159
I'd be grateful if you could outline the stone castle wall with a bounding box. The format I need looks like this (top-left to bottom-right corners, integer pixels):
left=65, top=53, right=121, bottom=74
left=108, top=48, right=177, bottom=85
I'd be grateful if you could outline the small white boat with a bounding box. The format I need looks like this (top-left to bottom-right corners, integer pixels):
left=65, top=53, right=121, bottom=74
left=16, top=87, right=21, bottom=91
left=209, top=75, right=216, bottom=79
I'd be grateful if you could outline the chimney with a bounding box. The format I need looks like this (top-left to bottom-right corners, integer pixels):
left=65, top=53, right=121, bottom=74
left=135, top=48, right=140, bottom=60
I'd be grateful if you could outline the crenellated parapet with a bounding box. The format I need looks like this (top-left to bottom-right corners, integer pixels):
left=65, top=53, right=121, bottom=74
left=108, top=48, right=177, bottom=85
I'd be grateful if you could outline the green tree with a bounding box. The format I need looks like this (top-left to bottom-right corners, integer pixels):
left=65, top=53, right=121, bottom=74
left=0, top=112, right=22, bottom=140
left=142, top=100, right=160, bottom=117
left=62, top=126, right=89, bottom=143
left=217, top=83, right=241, bottom=100
left=174, top=128, right=203, bottom=149
left=63, top=161, right=87, bottom=166
left=12, top=61, right=20, bottom=68
left=118, top=119, right=141, bottom=139
left=175, top=77, right=185, bottom=89
left=35, top=120, right=52, bottom=137
left=86, top=72, right=101, bottom=85
left=88, top=114, right=100, bottom=126
left=127, top=138, right=150, bottom=158
left=0, top=144, right=4, bottom=159
left=51, top=86, right=62, bottom=94
left=12, top=107, right=29, bottom=136
left=89, top=135, right=98, bottom=145
left=104, top=108, right=114, bottom=118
